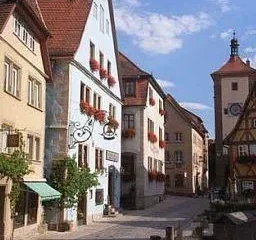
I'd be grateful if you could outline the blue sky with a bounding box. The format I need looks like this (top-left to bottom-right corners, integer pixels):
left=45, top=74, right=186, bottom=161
left=113, top=0, right=256, bottom=138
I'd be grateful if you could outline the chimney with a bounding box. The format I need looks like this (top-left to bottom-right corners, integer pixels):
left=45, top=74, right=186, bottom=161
left=246, top=59, right=250, bottom=66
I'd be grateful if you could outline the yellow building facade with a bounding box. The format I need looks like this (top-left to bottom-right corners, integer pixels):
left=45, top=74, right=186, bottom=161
left=0, top=1, right=60, bottom=239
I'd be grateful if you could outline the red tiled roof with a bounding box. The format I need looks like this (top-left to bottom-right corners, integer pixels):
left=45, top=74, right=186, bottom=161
left=37, top=0, right=93, bottom=56
left=212, top=56, right=256, bottom=76
left=0, top=0, right=15, bottom=33
left=119, top=52, right=149, bottom=77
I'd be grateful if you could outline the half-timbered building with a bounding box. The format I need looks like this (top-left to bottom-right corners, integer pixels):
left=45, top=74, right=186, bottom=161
left=225, top=84, right=256, bottom=196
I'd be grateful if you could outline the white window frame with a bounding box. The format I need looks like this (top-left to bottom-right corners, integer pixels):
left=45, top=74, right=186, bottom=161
left=93, top=92, right=101, bottom=110
left=13, top=17, right=35, bottom=52
left=253, top=119, right=256, bottom=129
left=174, top=151, right=183, bottom=162
left=93, top=2, right=98, bottom=19
left=4, top=59, right=20, bottom=98
left=99, top=5, right=104, bottom=33
left=106, top=19, right=110, bottom=35
left=28, top=77, right=42, bottom=109
left=238, top=145, right=249, bottom=156
left=175, top=132, right=183, bottom=142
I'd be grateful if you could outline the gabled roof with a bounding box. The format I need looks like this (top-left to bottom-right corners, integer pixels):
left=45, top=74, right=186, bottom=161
left=119, top=52, right=149, bottom=77
left=166, top=94, right=208, bottom=137
left=119, top=52, right=165, bottom=106
left=37, top=0, right=93, bottom=57
left=212, top=56, right=256, bottom=77
left=0, top=0, right=49, bottom=35
left=224, top=84, right=256, bottom=144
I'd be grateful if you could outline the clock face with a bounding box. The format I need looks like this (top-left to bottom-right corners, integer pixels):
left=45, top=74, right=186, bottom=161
left=229, top=103, right=242, bottom=116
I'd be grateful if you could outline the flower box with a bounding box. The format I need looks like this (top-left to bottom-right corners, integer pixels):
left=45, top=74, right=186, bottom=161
left=99, top=68, right=108, bottom=79
left=159, top=140, right=166, bottom=149
left=148, top=132, right=157, bottom=143
left=89, top=59, right=99, bottom=72
left=148, top=171, right=157, bottom=181
left=122, top=128, right=136, bottom=138
left=156, top=172, right=165, bottom=182
left=159, top=108, right=166, bottom=116
left=149, top=98, right=156, bottom=106
left=80, top=101, right=90, bottom=113
left=94, top=110, right=106, bottom=123
left=108, top=75, right=116, bottom=87
left=109, top=118, right=119, bottom=129
left=237, top=154, right=256, bottom=163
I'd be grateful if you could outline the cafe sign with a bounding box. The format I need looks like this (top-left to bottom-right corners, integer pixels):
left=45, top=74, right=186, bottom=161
left=106, top=150, right=119, bottom=162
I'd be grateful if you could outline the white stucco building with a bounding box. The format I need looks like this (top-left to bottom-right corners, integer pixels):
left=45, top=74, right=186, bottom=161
left=38, top=0, right=122, bottom=226
left=119, top=53, right=165, bottom=209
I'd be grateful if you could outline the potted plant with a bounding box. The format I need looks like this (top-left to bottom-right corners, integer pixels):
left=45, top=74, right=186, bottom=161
left=89, top=58, right=100, bottom=72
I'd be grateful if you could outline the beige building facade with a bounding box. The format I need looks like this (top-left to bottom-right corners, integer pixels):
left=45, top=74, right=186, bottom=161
left=119, top=53, right=165, bottom=209
left=0, top=1, right=60, bottom=239
left=165, top=94, right=208, bottom=196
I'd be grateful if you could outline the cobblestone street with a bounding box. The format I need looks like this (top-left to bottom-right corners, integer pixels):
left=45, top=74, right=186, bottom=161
left=30, top=196, right=209, bottom=240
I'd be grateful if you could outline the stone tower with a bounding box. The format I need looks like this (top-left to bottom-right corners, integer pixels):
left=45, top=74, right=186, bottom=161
left=211, top=33, right=256, bottom=187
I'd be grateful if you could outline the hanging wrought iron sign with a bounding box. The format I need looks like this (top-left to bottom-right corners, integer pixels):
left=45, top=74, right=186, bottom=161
left=69, top=115, right=117, bottom=149
left=69, top=118, right=95, bottom=149
left=101, top=120, right=117, bottom=140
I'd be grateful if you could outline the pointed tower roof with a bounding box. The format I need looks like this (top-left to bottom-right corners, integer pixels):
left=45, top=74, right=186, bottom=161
left=211, top=33, right=256, bottom=77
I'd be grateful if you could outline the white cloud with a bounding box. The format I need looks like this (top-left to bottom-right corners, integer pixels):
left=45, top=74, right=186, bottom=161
left=114, top=4, right=213, bottom=54
left=179, top=102, right=212, bottom=111
left=244, top=47, right=256, bottom=53
left=156, top=79, right=175, bottom=89
left=220, top=28, right=233, bottom=39
left=123, top=0, right=141, bottom=7
left=242, top=56, right=256, bottom=69
left=214, top=0, right=232, bottom=13
left=246, top=29, right=256, bottom=35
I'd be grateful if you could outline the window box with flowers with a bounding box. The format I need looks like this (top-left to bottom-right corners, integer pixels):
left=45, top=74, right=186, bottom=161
left=108, top=75, right=116, bottom=87
left=99, top=68, right=108, bottom=79
left=109, top=118, right=119, bottom=129
left=237, top=154, right=256, bottom=163
left=94, top=109, right=106, bottom=123
left=159, top=140, right=166, bottom=149
left=122, top=128, right=136, bottom=138
left=149, top=97, right=156, bottom=106
left=159, top=108, right=166, bottom=116
left=156, top=172, right=165, bottom=182
left=89, top=58, right=100, bottom=72
left=80, top=101, right=103, bottom=121
left=148, top=132, right=157, bottom=143
left=148, top=170, right=157, bottom=181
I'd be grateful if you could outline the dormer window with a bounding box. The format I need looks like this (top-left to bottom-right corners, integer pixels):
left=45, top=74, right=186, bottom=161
left=125, top=81, right=135, bottom=96
left=13, top=17, right=35, bottom=52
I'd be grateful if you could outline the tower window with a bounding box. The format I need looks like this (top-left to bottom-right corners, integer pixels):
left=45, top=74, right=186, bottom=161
left=232, top=82, right=238, bottom=91
left=224, top=108, right=228, bottom=115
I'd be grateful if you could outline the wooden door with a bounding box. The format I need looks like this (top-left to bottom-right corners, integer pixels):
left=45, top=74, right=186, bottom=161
left=0, top=186, right=5, bottom=240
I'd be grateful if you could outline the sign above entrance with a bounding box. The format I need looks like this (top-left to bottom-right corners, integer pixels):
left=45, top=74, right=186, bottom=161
left=106, top=150, right=119, bottom=162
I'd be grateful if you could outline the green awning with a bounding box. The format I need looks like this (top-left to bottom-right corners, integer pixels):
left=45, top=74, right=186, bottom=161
left=24, top=182, right=61, bottom=201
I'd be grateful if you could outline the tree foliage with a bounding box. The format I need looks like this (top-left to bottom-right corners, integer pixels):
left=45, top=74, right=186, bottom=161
left=0, top=150, right=32, bottom=216
left=50, top=156, right=99, bottom=209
